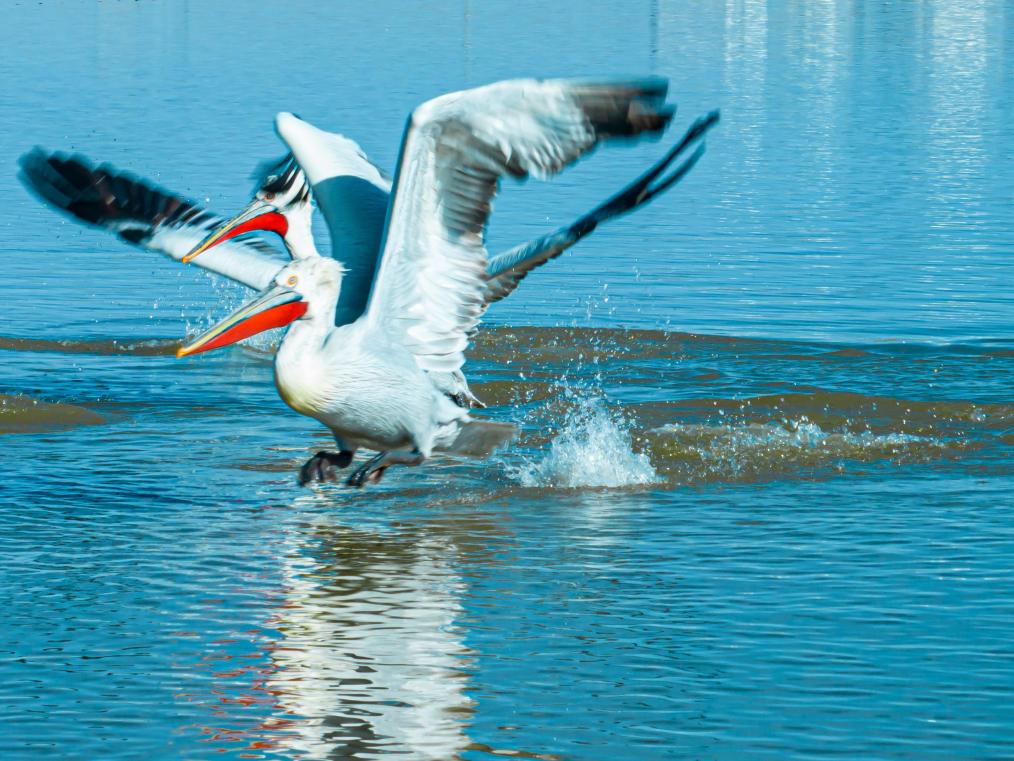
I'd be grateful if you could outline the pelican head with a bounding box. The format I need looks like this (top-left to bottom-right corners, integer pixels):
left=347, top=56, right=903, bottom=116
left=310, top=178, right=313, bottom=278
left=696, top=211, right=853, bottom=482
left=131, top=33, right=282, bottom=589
left=176, top=257, right=344, bottom=358
left=183, top=155, right=315, bottom=263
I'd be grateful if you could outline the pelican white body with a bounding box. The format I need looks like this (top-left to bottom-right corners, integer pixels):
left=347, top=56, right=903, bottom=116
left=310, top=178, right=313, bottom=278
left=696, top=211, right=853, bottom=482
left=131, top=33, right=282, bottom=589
left=275, top=318, right=467, bottom=455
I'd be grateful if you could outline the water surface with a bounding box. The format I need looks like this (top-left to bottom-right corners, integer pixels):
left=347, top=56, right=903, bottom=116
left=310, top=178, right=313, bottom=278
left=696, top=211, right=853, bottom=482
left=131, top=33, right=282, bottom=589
left=1, top=2, right=1012, bottom=760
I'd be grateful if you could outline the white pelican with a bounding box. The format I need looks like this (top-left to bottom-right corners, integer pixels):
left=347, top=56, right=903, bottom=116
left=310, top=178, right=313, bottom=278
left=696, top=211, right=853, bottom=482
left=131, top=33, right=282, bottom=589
left=19, top=88, right=717, bottom=484
left=18, top=150, right=289, bottom=292
left=178, top=77, right=717, bottom=486
left=180, top=107, right=717, bottom=429
left=185, top=107, right=718, bottom=315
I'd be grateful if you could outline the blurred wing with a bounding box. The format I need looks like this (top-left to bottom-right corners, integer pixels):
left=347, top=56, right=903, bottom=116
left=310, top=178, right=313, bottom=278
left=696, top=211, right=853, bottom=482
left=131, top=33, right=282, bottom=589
left=484, top=227, right=578, bottom=306
left=365, top=77, right=674, bottom=372
left=484, top=109, right=720, bottom=305
left=18, top=149, right=287, bottom=291
left=274, top=113, right=392, bottom=324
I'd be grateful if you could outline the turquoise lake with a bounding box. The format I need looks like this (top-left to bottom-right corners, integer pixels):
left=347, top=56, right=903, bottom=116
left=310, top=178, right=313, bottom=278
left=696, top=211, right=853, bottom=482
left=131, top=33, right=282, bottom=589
left=1, top=2, right=1011, bottom=759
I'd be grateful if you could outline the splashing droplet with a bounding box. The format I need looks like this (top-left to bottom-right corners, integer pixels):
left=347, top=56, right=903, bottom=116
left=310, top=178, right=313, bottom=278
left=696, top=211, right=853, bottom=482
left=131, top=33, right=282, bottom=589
left=512, top=397, right=657, bottom=488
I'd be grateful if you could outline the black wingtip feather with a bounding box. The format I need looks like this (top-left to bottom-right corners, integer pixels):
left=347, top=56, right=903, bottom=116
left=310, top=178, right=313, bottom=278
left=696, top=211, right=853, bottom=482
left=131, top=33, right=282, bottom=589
left=248, top=153, right=310, bottom=205
left=570, top=78, right=677, bottom=140
left=17, top=148, right=213, bottom=248
left=19, top=147, right=286, bottom=261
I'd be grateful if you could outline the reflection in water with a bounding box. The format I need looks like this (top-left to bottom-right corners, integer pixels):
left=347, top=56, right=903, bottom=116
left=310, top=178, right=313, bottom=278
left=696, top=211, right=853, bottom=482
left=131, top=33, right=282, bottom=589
left=722, top=0, right=767, bottom=205
left=192, top=503, right=476, bottom=759
left=925, top=0, right=991, bottom=272
left=266, top=512, right=473, bottom=759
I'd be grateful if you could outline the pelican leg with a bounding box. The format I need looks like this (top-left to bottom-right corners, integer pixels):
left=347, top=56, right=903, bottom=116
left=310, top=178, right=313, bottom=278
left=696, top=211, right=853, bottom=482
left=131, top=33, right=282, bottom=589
left=346, top=450, right=425, bottom=488
left=299, top=450, right=355, bottom=485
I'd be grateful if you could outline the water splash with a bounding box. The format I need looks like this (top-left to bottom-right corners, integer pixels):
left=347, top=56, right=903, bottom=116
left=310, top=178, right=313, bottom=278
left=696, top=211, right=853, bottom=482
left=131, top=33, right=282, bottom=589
left=649, top=416, right=951, bottom=482
left=511, top=397, right=658, bottom=488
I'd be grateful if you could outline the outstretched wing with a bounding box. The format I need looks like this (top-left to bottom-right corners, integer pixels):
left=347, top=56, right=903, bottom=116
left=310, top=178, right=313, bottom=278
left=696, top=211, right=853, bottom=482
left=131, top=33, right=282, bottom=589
left=363, top=77, right=674, bottom=373
left=274, top=113, right=392, bottom=324
left=18, top=149, right=288, bottom=291
left=484, top=110, right=720, bottom=305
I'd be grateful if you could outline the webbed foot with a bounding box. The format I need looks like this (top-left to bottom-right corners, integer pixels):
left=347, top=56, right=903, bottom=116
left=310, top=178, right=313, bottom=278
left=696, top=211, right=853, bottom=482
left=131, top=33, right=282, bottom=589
left=299, top=450, right=354, bottom=485
left=347, top=464, right=388, bottom=488
left=346, top=450, right=424, bottom=488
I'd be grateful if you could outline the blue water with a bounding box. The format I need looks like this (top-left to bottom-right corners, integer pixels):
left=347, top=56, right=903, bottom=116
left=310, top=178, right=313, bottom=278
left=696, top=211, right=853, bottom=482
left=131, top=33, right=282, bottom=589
left=1, top=2, right=1012, bottom=760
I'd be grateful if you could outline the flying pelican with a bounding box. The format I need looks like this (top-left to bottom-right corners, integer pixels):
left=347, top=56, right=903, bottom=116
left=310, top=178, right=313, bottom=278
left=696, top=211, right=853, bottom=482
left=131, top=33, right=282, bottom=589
left=179, top=77, right=717, bottom=486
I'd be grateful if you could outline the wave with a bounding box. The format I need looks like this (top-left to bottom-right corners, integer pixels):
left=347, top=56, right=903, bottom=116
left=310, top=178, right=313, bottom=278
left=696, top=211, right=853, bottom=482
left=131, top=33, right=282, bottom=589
left=635, top=390, right=1010, bottom=484
left=0, top=336, right=177, bottom=356
left=646, top=416, right=956, bottom=484
left=1, top=325, right=1008, bottom=483
left=0, top=393, right=106, bottom=434
left=498, top=386, right=1010, bottom=490
left=3, top=325, right=1010, bottom=361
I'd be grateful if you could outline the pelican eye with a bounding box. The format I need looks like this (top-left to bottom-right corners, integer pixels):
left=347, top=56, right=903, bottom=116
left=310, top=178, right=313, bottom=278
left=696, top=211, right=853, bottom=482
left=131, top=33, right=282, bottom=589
left=264, top=191, right=276, bottom=201
left=286, top=275, right=298, bottom=287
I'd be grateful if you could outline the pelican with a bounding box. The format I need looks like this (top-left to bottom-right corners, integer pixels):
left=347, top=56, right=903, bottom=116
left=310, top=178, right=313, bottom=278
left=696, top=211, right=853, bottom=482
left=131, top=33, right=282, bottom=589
left=184, top=107, right=718, bottom=318
left=179, top=77, right=718, bottom=486
left=19, top=85, right=717, bottom=484
left=180, top=107, right=717, bottom=422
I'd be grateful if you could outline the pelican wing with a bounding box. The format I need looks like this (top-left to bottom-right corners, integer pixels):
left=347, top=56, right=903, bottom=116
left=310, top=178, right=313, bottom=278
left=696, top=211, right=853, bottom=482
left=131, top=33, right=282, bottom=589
left=274, top=114, right=393, bottom=325
left=18, top=149, right=287, bottom=291
left=365, top=78, right=674, bottom=373
left=484, top=227, right=580, bottom=306
left=484, top=109, right=720, bottom=305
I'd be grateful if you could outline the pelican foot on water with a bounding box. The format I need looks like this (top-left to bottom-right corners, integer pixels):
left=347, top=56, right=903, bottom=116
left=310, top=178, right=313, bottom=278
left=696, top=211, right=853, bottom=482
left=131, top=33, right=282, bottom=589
left=299, top=450, right=355, bottom=485
left=346, top=450, right=425, bottom=488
